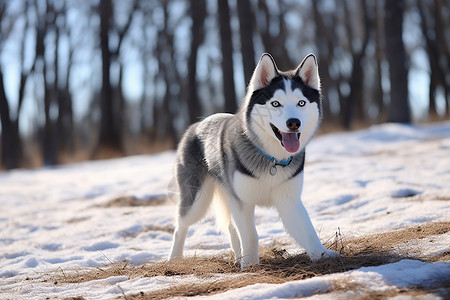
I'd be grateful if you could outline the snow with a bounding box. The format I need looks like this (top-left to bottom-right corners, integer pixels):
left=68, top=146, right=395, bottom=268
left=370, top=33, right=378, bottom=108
left=1, top=122, right=450, bottom=299
left=190, top=260, right=450, bottom=300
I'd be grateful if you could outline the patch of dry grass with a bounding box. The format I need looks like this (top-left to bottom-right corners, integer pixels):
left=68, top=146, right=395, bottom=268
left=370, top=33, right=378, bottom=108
left=337, top=222, right=450, bottom=253
left=47, top=222, right=450, bottom=299
left=118, top=224, right=175, bottom=239
left=330, top=278, right=449, bottom=300
left=95, top=195, right=169, bottom=208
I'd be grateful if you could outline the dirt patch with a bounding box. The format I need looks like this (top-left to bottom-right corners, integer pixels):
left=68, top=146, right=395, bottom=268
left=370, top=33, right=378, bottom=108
left=119, top=224, right=175, bottom=238
left=330, top=277, right=450, bottom=300
left=434, top=195, right=450, bottom=201
left=95, top=195, right=169, bottom=208
left=66, top=217, right=90, bottom=224
left=345, top=222, right=450, bottom=253
left=49, top=222, right=450, bottom=299
left=407, top=193, right=450, bottom=202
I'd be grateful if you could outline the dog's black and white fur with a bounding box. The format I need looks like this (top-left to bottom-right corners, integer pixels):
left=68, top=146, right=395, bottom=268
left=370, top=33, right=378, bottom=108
left=168, top=53, right=338, bottom=268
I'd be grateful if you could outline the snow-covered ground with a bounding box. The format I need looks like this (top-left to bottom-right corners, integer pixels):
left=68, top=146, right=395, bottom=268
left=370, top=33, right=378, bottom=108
left=1, top=122, right=449, bottom=299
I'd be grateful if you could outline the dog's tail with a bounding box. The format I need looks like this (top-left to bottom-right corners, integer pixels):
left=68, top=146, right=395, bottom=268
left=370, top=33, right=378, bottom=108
left=211, top=185, right=233, bottom=234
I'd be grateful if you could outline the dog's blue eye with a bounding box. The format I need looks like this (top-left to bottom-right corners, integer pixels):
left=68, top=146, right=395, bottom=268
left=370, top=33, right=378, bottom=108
left=271, top=101, right=281, bottom=107
left=298, top=100, right=306, bottom=107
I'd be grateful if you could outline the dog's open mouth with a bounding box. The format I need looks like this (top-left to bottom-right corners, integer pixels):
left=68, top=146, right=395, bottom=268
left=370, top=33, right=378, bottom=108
left=270, top=123, right=301, bottom=153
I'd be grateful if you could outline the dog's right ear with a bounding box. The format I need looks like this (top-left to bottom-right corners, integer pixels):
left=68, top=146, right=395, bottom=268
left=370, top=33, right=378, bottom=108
left=296, top=54, right=320, bottom=91
left=248, top=53, right=278, bottom=91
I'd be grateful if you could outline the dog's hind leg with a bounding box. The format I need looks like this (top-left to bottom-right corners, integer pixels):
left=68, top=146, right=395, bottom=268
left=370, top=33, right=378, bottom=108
left=227, top=223, right=241, bottom=262
left=168, top=175, right=215, bottom=261
left=168, top=224, right=188, bottom=260
left=212, top=187, right=242, bottom=261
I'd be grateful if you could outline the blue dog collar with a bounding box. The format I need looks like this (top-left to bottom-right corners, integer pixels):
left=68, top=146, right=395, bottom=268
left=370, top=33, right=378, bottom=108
left=255, top=146, right=292, bottom=166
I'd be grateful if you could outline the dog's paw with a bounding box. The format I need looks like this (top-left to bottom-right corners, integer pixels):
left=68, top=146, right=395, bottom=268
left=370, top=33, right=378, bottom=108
left=308, top=248, right=341, bottom=262
left=237, top=255, right=259, bottom=269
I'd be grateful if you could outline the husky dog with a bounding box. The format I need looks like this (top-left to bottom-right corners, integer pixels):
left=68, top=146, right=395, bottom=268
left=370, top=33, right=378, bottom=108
left=168, top=53, right=338, bottom=268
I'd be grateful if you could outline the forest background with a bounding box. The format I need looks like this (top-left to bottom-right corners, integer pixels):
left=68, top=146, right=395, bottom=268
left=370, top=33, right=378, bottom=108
left=0, top=0, right=449, bottom=169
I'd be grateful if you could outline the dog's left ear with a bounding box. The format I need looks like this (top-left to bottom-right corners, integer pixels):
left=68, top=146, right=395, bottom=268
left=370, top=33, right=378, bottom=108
left=296, top=54, right=320, bottom=90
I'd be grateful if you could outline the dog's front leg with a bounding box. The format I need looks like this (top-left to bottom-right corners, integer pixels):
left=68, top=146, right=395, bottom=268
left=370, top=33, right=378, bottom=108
left=275, top=197, right=339, bottom=261
left=230, top=200, right=259, bottom=269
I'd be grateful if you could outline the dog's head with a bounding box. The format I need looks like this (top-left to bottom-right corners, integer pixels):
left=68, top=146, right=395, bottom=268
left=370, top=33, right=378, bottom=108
left=243, top=53, right=322, bottom=159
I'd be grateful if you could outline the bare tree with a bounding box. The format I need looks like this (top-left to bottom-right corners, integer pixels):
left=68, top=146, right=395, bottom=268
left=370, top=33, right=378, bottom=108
left=0, top=69, right=20, bottom=169
left=255, top=0, right=291, bottom=70
left=374, top=0, right=385, bottom=119
left=96, top=0, right=136, bottom=157
left=237, top=0, right=256, bottom=85
left=98, top=0, right=120, bottom=155
left=218, top=0, right=237, bottom=113
left=418, top=0, right=450, bottom=117
left=33, top=0, right=59, bottom=165
left=0, top=1, right=25, bottom=169
left=56, top=5, right=74, bottom=155
left=187, top=0, right=207, bottom=125
left=153, top=0, right=181, bottom=144
left=312, top=0, right=339, bottom=122
left=341, top=0, right=371, bottom=128
left=384, top=0, right=410, bottom=123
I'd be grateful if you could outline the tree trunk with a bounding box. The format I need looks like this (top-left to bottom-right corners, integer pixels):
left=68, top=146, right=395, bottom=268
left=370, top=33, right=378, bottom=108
left=433, top=0, right=450, bottom=115
left=56, top=19, right=74, bottom=155
left=374, top=0, right=385, bottom=119
left=38, top=2, right=58, bottom=166
left=384, top=0, right=410, bottom=123
left=98, top=0, right=122, bottom=154
left=218, top=0, right=237, bottom=113
left=342, top=0, right=370, bottom=129
left=57, top=89, right=74, bottom=153
left=43, top=87, right=58, bottom=165
left=0, top=69, right=21, bottom=169
left=312, top=0, right=337, bottom=122
left=187, top=0, right=206, bottom=125
left=152, top=1, right=180, bottom=146
left=256, top=0, right=291, bottom=70
left=418, top=1, right=441, bottom=117
left=237, top=0, right=256, bottom=86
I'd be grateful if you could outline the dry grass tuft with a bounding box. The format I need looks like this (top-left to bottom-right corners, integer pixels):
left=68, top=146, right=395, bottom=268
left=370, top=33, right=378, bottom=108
left=331, top=276, right=450, bottom=300
left=330, top=278, right=436, bottom=300
left=66, top=217, right=90, bottom=224
left=118, top=224, right=175, bottom=239
left=48, top=222, right=450, bottom=299
left=344, top=222, right=450, bottom=252
left=95, top=195, right=169, bottom=208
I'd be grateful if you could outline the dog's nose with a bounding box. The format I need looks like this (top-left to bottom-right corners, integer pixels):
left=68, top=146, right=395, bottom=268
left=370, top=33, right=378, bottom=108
left=286, top=118, right=301, bottom=131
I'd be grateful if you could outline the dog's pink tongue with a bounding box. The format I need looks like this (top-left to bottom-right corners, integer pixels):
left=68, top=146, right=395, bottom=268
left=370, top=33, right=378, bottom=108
left=281, top=132, right=300, bottom=153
